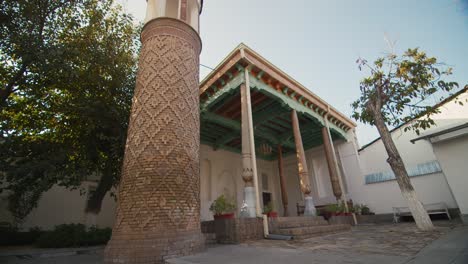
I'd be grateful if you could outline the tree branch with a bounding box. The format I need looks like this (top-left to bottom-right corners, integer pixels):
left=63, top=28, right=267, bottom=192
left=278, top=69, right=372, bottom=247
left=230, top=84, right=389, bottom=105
left=1, top=64, right=28, bottom=109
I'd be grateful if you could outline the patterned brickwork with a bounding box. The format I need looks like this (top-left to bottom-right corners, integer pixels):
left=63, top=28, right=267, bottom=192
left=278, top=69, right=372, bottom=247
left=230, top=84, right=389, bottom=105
left=104, top=18, right=203, bottom=264
left=214, top=218, right=264, bottom=244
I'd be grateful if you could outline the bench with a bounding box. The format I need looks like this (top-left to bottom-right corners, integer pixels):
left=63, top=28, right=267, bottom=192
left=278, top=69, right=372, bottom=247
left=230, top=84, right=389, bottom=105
left=392, top=202, right=451, bottom=223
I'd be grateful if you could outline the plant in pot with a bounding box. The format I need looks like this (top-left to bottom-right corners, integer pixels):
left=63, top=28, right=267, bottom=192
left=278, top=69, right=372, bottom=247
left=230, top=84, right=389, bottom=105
left=323, top=203, right=340, bottom=219
left=360, top=204, right=374, bottom=215
left=210, top=195, right=236, bottom=220
left=262, top=202, right=278, bottom=218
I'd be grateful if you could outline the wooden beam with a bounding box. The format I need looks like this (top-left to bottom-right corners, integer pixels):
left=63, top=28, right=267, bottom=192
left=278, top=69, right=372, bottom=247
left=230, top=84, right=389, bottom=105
left=200, top=73, right=243, bottom=112
left=201, top=112, right=240, bottom=130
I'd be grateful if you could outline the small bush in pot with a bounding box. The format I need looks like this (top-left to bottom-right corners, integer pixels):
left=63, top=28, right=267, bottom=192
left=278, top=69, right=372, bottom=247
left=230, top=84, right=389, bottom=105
left=262, top=202, right=278, bottom=218
left=360, top=204, right=374, bottom=215
left=210, top=195, right=236, bottom=219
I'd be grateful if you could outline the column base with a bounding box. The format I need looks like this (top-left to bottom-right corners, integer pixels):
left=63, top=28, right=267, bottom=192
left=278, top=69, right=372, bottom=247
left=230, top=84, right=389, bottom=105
left=240, top=186, right=256, bottom=218
left=303, top=196, right=316, bottom=216
left=104, top=230, right=204, bottom=264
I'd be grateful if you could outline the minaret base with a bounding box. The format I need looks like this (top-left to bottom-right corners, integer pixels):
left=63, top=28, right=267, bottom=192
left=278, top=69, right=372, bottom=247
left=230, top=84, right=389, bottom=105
left=104, top=231, right=204, bottom=264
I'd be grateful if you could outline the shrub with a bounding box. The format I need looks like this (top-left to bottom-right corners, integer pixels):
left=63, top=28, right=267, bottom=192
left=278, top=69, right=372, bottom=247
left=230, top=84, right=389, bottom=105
left=263, top=202, right=273, bottom=214
left=36, top=224, right=111, bottom=248
left=209, top=195, right=236, bottom=215
left=360, top=205, right=373, bottom=215
left=0, top=225, right=43, bottom=246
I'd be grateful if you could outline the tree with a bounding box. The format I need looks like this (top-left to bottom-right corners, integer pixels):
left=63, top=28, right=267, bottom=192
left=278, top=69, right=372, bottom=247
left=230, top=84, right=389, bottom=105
left=352, top=48, right=459, bottom=231
left=0, top=0, right=139, bottom=225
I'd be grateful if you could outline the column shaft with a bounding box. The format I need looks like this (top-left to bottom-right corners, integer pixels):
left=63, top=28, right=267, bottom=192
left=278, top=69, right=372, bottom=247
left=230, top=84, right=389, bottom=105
left=277, top=145, right=289, bottom=216
left=291, top=109, right=316, bottom=216
left=322, top=126, right=343, bottom=200
left=240, top=80, right=256, bottom=217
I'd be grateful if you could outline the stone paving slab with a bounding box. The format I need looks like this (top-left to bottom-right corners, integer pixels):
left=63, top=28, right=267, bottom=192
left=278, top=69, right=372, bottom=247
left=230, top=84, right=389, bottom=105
left=246, top=223, right=453, bottom=257
left=166, top=222, right=457, bottom=264
left=0, top=221, right=464, bottom=264
left=165, top=244, right=409, bottom=264
left=404, top=225, right=468, bottom=264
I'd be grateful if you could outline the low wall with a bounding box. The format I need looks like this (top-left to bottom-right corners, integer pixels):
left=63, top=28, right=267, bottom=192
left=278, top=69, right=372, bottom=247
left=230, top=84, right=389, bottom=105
left=214, top=218, right=263, bottom=244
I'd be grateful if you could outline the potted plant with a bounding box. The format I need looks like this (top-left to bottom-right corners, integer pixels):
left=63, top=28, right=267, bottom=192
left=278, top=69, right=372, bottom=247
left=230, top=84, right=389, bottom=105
left=323, top=203, right=339, bottom=219
left=262, top=202, right=278, bottom=218
left=360, top=204, right=374, bottom=215
left=209, top=195, right=236, bottom=220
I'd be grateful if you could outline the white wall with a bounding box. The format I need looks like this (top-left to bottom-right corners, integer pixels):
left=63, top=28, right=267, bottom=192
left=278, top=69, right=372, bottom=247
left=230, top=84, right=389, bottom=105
left=3, top=134, right=359, bottom=229
left=432, top=136, right=468, bottom=217
left=199, top=144, right=282, bottom=220
left=0, top=183, right=117, bottom=230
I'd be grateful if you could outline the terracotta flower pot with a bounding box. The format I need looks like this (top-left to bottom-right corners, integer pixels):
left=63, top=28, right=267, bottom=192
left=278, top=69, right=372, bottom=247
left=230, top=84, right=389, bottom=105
left=213, top=213, right=235, bottom=220
left=266, top=212, right=278, bottom=218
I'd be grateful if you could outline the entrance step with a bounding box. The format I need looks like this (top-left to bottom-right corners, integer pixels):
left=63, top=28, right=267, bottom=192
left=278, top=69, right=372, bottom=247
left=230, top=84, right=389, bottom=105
left=270, top=217, right=351, bottom=240
left=274, top=216, right=328, bottom=228
left=277, top=224, right=351, bottom=240
left=203, top=232, right=216, bottom=245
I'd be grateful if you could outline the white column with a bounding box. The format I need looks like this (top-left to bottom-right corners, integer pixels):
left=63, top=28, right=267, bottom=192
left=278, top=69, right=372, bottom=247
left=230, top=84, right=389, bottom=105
left=240, top=79, right=256, bottom=217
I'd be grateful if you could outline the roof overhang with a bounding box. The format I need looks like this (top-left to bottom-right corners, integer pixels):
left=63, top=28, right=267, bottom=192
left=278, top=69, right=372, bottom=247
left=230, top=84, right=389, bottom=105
left=411, top=122, right=468, bottom=144
left=199, top=44, right=356, bottom=160
left=200, top=43, right=356, bottom=132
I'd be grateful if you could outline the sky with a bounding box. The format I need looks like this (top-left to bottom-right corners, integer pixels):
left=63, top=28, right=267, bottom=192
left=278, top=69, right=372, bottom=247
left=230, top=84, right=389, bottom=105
left=118, top=0, right=468, bottom=146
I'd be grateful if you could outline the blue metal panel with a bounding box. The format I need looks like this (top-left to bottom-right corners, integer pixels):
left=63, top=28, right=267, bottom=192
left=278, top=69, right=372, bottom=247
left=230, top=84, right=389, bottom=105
left=365, top=161, right=442, bottom=184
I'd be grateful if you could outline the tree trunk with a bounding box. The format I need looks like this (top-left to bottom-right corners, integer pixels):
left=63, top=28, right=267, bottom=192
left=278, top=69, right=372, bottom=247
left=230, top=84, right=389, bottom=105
left=0, top=64, right=27, bottom=110
left=85, top=165, right=115, bottom=214
left=372, top=109, right=434, bottom=231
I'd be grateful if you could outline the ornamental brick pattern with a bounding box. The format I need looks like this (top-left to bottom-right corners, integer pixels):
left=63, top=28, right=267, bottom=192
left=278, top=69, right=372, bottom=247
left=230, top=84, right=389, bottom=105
left=104, top=18, right=203, bottom=264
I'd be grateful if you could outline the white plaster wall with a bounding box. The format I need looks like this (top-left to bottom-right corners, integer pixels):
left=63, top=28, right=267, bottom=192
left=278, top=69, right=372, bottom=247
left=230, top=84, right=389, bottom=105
left=199, top=144, right=281, bottom=220
left=5, top=138, right=352, bottom=229
left=337, top=134, right=364, bottom=204
left=432, top=135, right=468, bottom=216
left=354, top=91, right=467, bottom=214
left=280, top=140, right=351, bottom=216
left=12, top=183, right=117, bottom=230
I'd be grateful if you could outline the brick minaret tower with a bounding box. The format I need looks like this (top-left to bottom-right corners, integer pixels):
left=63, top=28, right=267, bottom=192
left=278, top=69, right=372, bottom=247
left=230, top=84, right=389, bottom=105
left=104, top=1, right=203, bottom=263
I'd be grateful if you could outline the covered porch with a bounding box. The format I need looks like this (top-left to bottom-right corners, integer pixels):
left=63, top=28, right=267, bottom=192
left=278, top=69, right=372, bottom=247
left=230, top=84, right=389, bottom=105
left=199, top=44, right=357, bottom=220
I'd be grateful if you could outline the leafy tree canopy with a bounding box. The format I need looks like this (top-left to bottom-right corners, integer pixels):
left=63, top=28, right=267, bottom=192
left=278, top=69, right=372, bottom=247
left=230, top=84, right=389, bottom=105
left=0, top=0, right=140, bottom=224
left=351, top=47, right=462, bottom=231
left=352, top=48, right=460, bottom=135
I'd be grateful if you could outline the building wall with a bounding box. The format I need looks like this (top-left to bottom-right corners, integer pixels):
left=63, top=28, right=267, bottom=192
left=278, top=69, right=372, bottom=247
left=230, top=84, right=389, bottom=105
left=199, top=144, right=284, bottom=220
left=355, top=91, right=467, bottom=214
left=1, top=131, right=361, bottom=229
left=431, top=134, right=468, bottom=218
left=0, top=183, right=117, bottom=230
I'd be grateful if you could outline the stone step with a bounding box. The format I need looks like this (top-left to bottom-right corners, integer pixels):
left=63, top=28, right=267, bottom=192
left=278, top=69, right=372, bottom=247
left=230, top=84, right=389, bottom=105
left=277, top=224, right=351, bottom=240
left=275, top=216, right=326, bottom=222
left=276, top=219, right=328, bottom=229
left=203, top=233, right=216, bottom=245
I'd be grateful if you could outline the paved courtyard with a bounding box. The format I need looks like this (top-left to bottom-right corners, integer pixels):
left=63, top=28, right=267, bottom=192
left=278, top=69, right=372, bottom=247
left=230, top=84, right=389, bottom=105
left=245, top=222, right=451, bottom=257
left=1, top=222, right=466, bottom=264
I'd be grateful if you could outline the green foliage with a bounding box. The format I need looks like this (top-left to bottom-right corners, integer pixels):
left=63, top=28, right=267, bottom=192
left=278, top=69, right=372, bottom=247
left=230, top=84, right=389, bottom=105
left=35, top=224, right=111, bottom=248
left=263, top=202, right=273, bottom=214
left=0, top=225, right=43, bottom=246
left=352, top=48, right=460, bottom=135
left=325, top=203, right=341, bottom=213
left=351, top=203, right=373, bottom=215
left=360, top=204, right=372, bottom=215
left=209, top=195, right=236, bottom=215
left=0, top=0, right=140, bottom=224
